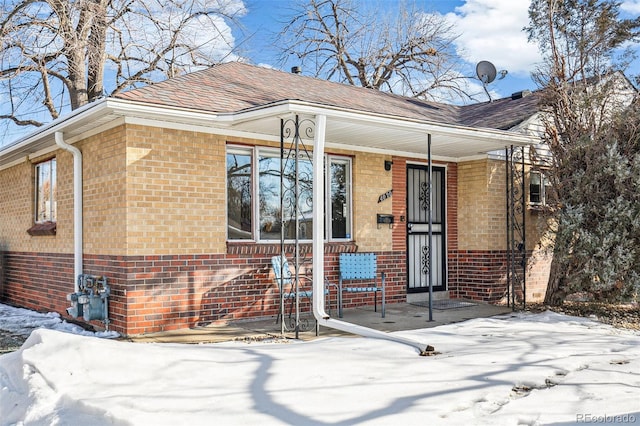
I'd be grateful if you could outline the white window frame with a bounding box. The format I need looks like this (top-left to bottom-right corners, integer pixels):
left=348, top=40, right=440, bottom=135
left=326, top=155, right=352, bottom=241
left=34, top=157, right=57, bottom=223
left=226, top=147, right=254, bottom=240
left=226, top=145, right=353, bottom=242
left=529, top=169, right=551, bottom=207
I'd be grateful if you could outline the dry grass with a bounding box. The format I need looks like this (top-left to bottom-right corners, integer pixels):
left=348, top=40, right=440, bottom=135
left=520, top=301, right=640, bottom=331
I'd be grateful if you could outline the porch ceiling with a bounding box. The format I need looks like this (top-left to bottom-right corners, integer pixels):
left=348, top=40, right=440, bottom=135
left=226, top=101, right=536, bottom=160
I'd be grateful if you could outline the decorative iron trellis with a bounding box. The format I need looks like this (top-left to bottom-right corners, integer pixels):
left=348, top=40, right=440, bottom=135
left=419, top=180, right=431, bottom=280
left=279, top=115, right=316, bottom=337
left=506, top=145, right=526, bottom=309
left=421, top=245, right=430, bottom=276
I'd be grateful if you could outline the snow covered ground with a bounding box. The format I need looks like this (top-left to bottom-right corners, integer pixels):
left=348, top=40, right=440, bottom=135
left=0, top=304, right=119, bottom=340
left=1, top=303, right=639, bottom=425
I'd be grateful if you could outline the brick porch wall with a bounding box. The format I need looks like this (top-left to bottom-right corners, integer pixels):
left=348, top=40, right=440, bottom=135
left=449, top=250, right=508, bottom=303
left=0, top=246, right=408, bottom=336
left=449, top=249, right=547, bottom=304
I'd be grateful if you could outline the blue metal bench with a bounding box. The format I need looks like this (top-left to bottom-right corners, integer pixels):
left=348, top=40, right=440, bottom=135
left=338, top=253, right=385, bottom=318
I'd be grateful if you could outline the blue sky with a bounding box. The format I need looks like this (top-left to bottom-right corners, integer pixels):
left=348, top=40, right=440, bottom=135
left=1, top=0, right=638, bottom=145
left=236, top=0, right=542, bottom=100
left=236, top=0, right=640, bottom=102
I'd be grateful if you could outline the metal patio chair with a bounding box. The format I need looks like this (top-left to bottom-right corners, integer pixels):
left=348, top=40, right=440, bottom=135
left=338, top=252, right=386, bottom=318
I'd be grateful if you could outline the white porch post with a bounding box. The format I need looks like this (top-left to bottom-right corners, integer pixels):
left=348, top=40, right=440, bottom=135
left=312, top=114, right=329, bottom=319
left=311, top=115, right=434, bottom=355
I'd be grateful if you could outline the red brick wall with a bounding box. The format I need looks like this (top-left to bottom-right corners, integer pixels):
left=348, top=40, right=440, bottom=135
left=449, top=249, right=539, bottom=304
left=391, top=157, right=407, bottom=252
left=1, top=251, right=74, bottom=314
left=0, top=245, right=408, bottom=336
left=450, top=250, right=508, bottom=302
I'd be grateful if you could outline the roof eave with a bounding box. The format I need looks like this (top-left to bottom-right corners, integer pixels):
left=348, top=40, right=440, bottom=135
left=228, top=99, right=537, bottom=146
left=1, top=97, right=538, bottom=168
left=0, top=99, right=114, bottom=167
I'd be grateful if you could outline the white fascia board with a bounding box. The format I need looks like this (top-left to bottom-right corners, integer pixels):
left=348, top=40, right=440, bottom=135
left=0, top=99, right=227, bottom=166
left=230, top=100, right=538, bottom=146
left=1, top=97, right=537, bottom=167
left=119, top=99, right=535, bottom=157
left=105, top=99, right=222, bottom=124
left=225, top=102, right=302, bottom=124
left=0, top=99, right=111, bottom=160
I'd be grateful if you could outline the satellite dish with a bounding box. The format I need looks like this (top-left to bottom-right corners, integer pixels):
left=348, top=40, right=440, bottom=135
left=476, top=60, right=497, bottom=84
left=475, top=61, right=508, bottom=102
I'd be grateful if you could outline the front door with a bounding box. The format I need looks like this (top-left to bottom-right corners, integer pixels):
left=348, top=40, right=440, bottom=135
left=406, top=165, right=446, bottom=292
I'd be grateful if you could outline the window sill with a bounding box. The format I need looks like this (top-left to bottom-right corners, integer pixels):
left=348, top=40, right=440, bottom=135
left=27, top=222, right=57, bottom=236
left=227, top=241, right=357, bottom=255
left=527, top=204, right=552, bottom=213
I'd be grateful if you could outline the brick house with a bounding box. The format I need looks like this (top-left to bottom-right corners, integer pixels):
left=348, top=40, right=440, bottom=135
left=0, top=62, right=543, bottom=336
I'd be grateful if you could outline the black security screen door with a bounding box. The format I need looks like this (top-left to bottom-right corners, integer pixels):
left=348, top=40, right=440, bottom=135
left=406, top=165, right=446, bottom=292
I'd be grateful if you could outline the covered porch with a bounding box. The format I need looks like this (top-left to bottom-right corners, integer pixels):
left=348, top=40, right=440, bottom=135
left=223, top=100, right=534, bottom=345
left=0, top=64, right=538, bottom=339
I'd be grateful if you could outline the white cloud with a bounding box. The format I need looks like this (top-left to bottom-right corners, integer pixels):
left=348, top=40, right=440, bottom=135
left=445, top=0, right=542, bottom=77
left=621, top=0, right=640, bottom=14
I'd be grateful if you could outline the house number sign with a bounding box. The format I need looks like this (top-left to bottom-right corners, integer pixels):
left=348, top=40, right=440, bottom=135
left=378, top=189, right=393, bottom=203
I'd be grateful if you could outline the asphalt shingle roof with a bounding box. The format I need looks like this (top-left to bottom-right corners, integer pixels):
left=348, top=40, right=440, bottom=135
left=115, top=61, right=540, bottom=131
left=461, top=90, right=542, bottom=130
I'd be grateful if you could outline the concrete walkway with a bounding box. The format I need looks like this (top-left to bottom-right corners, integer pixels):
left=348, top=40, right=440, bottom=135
left=129, top=301, right=512, bottom=344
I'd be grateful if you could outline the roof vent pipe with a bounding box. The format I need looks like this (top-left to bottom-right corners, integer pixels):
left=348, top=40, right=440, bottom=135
left=55, top=132, right=83, bottom=292
left=291, top=66, right=301, bottom=74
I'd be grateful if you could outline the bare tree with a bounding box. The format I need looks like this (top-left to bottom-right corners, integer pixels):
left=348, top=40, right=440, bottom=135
left=277, top=0, right=471, bottom=102
left=0, top=0, right=245, bottom=133
left=526, top=0, right=640, bottom=306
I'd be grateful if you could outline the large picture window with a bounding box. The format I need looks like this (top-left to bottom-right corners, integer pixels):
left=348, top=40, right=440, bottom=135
left=227, top=146, right=352, bottom=242
left=258, top=150, right=314, bottom=240
left=35, top=158, right=57, bottom=223
left=226, top=149, right=253, bottom=240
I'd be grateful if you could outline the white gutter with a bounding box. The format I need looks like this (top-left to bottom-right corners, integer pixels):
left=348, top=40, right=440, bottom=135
left=311, top=114, right=435, bottom=356
left=55, top=132, right=82, bottom=291
left=1, top=97, right=536, bottom=169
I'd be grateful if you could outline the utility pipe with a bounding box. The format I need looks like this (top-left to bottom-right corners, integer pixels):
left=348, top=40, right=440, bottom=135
left=55, top=132, right=83, bottom=292
left=311, top=115, right=434, bottom=356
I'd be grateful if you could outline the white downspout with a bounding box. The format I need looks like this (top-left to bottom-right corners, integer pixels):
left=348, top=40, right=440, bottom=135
left=55, top=132, right=82, bottom=292
left=311, top=115, right=434, bottom=355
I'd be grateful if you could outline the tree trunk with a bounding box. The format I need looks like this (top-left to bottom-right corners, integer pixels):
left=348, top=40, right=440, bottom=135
left=544, top=244, right=567, bottom=306
left=87, top=0, right=108, bottom=102
left=66, top=48, right=89, bottom=110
